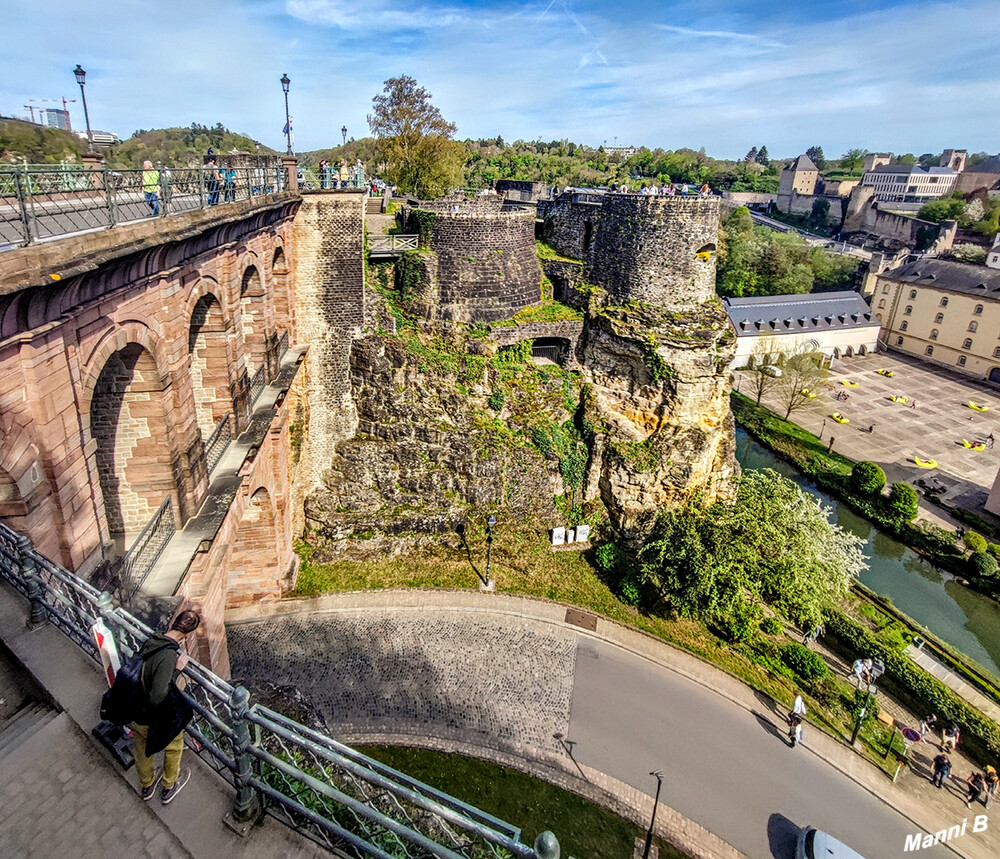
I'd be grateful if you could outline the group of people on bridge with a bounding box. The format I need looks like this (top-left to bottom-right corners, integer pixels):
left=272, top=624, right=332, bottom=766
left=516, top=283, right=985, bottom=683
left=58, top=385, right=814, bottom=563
left=318, top=158, right=366, bottom=190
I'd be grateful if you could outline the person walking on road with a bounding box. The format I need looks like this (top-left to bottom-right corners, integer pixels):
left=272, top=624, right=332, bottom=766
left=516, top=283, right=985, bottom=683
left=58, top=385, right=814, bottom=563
left=966, top=771, right=987, bottom=808
left=984, top=766, right=998, bottom=807
left=943, top=724, right=961, bottom=752
left=788, top=713, right=803, bottom=747
left=931, top=752, right=952, bottom=788
left=131, top=609, right=201, bottom=804
left=142, top=160, right=160, bottom=216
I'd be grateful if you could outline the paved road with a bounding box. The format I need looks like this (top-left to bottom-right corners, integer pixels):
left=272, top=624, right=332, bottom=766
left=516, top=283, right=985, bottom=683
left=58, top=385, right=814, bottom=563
left=749, top=211, right=872, bottom=261
left=569, top=638, right=957, bottom=859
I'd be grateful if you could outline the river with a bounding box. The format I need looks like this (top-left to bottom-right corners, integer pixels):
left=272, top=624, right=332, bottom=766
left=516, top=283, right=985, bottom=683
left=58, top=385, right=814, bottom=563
left=735, top=428, right=1000, bottom=679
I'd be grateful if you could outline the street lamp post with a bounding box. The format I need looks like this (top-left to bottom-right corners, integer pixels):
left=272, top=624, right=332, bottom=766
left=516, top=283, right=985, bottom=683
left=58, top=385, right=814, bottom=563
left=280, top=74, right=292, bottom=156
left=484, top=515, right=496, bottom=588
left=642, top=770, right=664, bottom=859
left=73, top=64, right=94, bottom=153
left=341, top=125, right=347, bottom=146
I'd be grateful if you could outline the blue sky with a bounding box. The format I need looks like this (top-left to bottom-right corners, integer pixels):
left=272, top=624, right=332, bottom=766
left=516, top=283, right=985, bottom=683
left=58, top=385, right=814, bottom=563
left=2, top=0, right=997, bottom=160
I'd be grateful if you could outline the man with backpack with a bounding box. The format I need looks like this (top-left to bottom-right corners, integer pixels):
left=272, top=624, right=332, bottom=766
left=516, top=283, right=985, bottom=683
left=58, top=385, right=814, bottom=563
left=131, top=609, right=201, bottom=803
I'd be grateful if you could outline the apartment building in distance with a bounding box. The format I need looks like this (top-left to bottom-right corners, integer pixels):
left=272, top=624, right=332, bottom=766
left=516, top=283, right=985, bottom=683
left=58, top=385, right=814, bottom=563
left=860, top=163, right=958, bottom=204
left=869, top=252, right=1000, bottom=385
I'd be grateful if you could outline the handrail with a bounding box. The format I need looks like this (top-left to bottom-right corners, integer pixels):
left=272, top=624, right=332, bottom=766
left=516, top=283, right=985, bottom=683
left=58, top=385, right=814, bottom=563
left=117, top=496, right=175, bottom=600
left=204, top=412, right=232, bottom=474
left=0, top=521, right=555, bottom=859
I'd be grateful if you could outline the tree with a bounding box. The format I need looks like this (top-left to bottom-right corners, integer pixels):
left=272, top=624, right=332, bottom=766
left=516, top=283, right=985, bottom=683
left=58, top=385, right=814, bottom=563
left=886, top=482, right=919, bottom=521
left=776, top=347, right=828, bottom=419
left=368, top=76, right=465, bottom=198
left=839, top=148, right=869, bottom=174
left=897, top=153, right=917, bottom=165
left=970, top=552, right=999, bottom=579
left=744, top=146, right=759, bottom=163
left=743, top=339, right=783, bottom=405
left=806, top=146, right=826, bottom=171
left=809, top=198, right=831, bottom=229
left=964, top=531, right=988, bottom=554
left=755, top=145, right=769, bottom=166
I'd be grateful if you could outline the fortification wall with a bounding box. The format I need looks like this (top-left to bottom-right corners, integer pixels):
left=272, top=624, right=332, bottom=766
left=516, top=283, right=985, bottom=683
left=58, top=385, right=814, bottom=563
left=585, top=196, right=719, bottom=309
left=844, top=186, right=952, bottom=249
left=538, top=194, right=600, bottom=260
left=411, top=208, right=541, bottom=323
left=542, top=258, right=586, bottom=309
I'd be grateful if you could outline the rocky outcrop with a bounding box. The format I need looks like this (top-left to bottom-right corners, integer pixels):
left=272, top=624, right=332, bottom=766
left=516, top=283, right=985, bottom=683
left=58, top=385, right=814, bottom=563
left=304, top=334, right=562, bottom=558
left=581, top=301, right=738, bottom=543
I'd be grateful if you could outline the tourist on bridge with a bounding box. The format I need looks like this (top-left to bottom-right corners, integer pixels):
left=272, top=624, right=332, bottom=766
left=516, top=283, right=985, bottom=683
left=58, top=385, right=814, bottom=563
left=142, top=161, right=160, bottom=217
left=339, top=160, right=349, bottom=189
left=131, top=609, right=201, bottom=804
left=205, top=157, right=221, bottom=206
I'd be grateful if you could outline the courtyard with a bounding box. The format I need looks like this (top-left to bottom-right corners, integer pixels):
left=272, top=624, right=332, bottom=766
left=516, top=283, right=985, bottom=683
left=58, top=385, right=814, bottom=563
left=738, top=349, right=1000, bottom=516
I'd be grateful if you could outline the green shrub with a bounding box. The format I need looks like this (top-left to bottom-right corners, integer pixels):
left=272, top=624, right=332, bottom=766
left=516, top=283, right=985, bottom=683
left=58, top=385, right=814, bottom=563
left=618, top=574, right=641, bottom=607
left=714, top=602, right=763, bottom=644
left=964, top=531, right=988, bottom=554
left=760, top=617, right=783, bottom=636
left=487, top=391, right=505, bottom=412
left=594, top=542, right=622, bottom=573
left=851, top=461, right=886, bottom=496
left=970, top=551, right=999, bottom=579
left=886, top=482, right=919, bottom=521
left=989, top=543, right=1000, bottom=560
left=781, top=643, right=829, bottom=681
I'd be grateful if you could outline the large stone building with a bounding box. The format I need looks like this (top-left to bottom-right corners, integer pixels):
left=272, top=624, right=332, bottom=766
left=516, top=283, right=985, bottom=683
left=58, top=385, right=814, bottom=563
left=860, top=163, right=958, bottom=204
left=871, top=257, right=1000, bottom=384
left=724, top=292, right=881, bottom=364
left=955, top=155, right=1000, bottom=195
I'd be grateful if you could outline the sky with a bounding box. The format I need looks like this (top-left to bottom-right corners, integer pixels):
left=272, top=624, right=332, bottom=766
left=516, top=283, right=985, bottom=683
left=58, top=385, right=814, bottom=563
left=2, top=0, right=998, bottom=160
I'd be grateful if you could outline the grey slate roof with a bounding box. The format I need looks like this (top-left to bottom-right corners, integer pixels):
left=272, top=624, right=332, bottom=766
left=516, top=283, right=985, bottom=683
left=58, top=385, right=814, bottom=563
left=867, top=164, right=956, bottom=177
left=878, top=258, right=1000, bottom=297
left=789, top=154, right=818, bottom=172
left=966, top=156, right=1000, bottom=173
left=724, top=291, right=878, bottom=336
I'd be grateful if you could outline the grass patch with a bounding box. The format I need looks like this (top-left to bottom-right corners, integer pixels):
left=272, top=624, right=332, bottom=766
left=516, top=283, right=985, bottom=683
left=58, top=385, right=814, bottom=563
left=536, top=240, right=582, bottom=264
left=493, top=300, right=583, bottom=326
left=357, top=745, right=691, bottom=859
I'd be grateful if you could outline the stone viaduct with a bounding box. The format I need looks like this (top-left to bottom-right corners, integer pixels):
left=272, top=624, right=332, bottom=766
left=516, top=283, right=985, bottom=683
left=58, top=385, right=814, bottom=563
left=0, top=178, right=369, bottom=674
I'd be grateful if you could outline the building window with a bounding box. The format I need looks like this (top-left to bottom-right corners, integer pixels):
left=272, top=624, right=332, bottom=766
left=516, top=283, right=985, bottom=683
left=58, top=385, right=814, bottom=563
left=904, top=305, right=912, bottom=315
left=930, top=329, right=938, bottom=339
left=925, top=345, right=934, bottom=355
left=958, top=356, right=967, bottom=366
left=882, top=284, right=890, bottom=294
left=935, top=313, right=944, bottom=323
left=900, top=321, right=908, bottom=331
left=969, top=321, right=979, bottom=332
left=963, top=339, right=973, bottom=349
left=897, top=337, right=904, bottom=346
left=940, top=297, right=949, bottom=307
left=993, top=347, right=1000, bottom=358
left=908, top=289, right=917, bottom=299
left=878, top=299, right=886, bottom=309
left=975, top=304, right=984, bottom=315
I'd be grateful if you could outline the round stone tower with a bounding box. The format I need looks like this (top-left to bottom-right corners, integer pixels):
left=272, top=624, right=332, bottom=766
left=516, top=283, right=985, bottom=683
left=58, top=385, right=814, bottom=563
left=585, top=195, right=720, bottom=308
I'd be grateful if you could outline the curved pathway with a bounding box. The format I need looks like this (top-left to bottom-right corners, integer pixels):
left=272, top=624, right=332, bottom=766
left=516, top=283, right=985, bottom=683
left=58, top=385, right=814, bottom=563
left=227, top=591, right=994, bottom=859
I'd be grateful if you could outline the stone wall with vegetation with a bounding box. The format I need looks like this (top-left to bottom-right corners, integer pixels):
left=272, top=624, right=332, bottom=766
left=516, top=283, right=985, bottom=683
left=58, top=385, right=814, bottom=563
left=538, top=195, right=602, bottom=260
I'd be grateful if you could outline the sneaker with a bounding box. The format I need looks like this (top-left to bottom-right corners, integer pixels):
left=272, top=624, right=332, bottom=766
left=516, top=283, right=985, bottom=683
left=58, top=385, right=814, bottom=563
left=140, top=770, right=162, bottom=801
left=161, top=768, right=191, bottom=805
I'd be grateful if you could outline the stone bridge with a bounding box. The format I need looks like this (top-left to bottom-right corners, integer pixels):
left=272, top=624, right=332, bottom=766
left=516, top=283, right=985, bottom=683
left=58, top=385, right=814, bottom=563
left=0, top=182, right=368, bottom=673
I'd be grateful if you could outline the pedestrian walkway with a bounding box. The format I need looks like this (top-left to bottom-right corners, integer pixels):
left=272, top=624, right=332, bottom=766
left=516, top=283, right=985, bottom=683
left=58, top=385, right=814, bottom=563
left=908, top=645, right=1000, bottom=723
left=0, top=582, right=327, bottom=859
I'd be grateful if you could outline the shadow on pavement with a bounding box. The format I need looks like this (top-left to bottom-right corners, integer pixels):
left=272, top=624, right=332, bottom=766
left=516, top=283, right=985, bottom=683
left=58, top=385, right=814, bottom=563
left=754, top=689, right=780, bottom=716
left=752, top=710, right=789, bottom=746
left=767, top=813, right=801, bottom=859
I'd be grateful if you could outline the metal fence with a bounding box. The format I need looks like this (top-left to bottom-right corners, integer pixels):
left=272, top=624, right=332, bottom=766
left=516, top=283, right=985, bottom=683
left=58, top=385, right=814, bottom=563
left=0, top=521, right=558, bottom=859
left=249, top=363, right=267, bottom=407
left=278, top=330, right=290, bottom=359
left=369, top=235, right=419, bottom=255
left=0, top=163, right=289, bottom=248
left=205, top=413, right=233, bottom=475
left=116, top=496, right=175, bottom=600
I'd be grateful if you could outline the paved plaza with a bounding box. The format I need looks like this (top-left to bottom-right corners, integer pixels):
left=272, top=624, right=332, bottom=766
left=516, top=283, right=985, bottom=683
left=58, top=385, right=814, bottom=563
left=739, top=350, right=1000, bottom=514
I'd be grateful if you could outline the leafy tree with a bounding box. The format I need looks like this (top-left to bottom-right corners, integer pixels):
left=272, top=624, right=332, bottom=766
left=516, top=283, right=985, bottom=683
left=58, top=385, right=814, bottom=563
left=964, top=531, right=988, bottom=554
left=368, top=76, right=465, bottom=198
left=897, top=153, right=917, bottom=165
left=970, top=552, right=999, bottom=579
left=776, top=348, right=828, bottom=419
left=809, top=198, right=831, bottom=228
left=744, top=146, right=759, bottom=163
left=918, top=153, right=937, bottom=168
left=0, top=118, right=83, bottom=163
left=742, top=338, right=783, bottom=406
left=949, top=244, right=988, bottom=264
left=886, top=482, right=919, bottom=521
left=918, top=194, right=965, bottom=223
left=851, top=461, right=886, bottom=496
left=839, top=148, right=869, bottom=174
left=755, top=145, right=769, bottom=166
left=805, top=146, right=826, bottom=170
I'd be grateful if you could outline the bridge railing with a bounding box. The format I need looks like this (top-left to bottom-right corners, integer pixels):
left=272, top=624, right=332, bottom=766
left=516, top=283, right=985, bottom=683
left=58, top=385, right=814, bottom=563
left=0, top=520, right=558, bottom=859
left=205, top=413, right=233, bottom=475
left=0, top=164, right=290, bottom=248
left=368, top=235, right=419, bottom=254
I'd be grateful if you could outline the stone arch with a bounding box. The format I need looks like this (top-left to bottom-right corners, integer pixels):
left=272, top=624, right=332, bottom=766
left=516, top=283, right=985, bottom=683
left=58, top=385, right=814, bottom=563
left=225, top=486, right=281, bottom=607
left=189, top=293, right=231, bottom=440
left=240, top=264, right=268, bottom=376
left=531, top=337, right=571, bottom=365
left=0, top=467, right=26, bottom=518
left=80, top=323, right=168, bottom=415
left=270, top=244, right=292, bottom=338
left=89, top=343, right=179, bottom=553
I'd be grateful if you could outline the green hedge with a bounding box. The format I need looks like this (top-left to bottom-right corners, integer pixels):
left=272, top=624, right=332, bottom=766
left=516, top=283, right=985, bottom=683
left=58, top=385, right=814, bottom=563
left=824, top=610, right=1000, bottom=763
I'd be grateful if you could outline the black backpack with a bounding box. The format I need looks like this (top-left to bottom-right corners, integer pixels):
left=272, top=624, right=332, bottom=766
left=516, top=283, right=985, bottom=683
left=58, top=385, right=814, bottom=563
left=100, top=642, right=175, bottom=726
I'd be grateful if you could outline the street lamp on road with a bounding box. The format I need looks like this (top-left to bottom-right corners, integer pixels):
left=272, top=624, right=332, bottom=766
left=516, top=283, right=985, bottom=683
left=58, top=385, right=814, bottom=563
left=484, top=515, right=497, bottom=588
left=280, top=74, right=293, bottom=156
left=73, top=64, right=94, bottom=153
left=341, top=125, right=347, bottom=146
left=642, top=770, right=664, bottom=859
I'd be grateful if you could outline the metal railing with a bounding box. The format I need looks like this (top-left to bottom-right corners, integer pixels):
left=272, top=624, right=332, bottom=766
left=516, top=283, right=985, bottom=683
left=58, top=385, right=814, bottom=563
left=205, top=413, right=233, bottom=475
left=369, top=235, right=419, bottom=254
left=249, top=363, right=267, bottom=406
left=117, top=496, right=176, bottom=600
left=278, top=330, right=290, bottom=359
left=0, top=522, right=557, bottom=859
left=0, top=163, right=290, bottom=248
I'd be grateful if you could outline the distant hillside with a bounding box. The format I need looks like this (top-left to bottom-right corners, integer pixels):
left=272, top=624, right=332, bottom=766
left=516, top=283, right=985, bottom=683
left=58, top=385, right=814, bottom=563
left=106, top=124, right=279, bottom=168
left=0, top=118, right=83, bottom=163
left=298, top=137, right=379, bottom=170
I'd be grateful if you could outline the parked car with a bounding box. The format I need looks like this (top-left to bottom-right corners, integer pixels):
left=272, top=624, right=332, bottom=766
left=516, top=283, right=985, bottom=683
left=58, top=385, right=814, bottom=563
left=796, top=827, right=866, bottom=859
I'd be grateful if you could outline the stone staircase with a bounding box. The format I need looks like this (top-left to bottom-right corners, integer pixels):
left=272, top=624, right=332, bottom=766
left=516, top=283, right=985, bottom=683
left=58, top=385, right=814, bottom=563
left=0, top=700, right=58, bottom=760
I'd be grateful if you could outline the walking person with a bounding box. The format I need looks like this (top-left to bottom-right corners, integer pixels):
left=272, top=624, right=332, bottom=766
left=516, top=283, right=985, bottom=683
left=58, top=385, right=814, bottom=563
left=131, top=609, right=201, bottom=804
left=984, top=766, right=998, bottom=807
left=966, top=771, right=986, bottom=808
left=919, top=714, right=937, bottom=740
left=205, top=157, right=220, bottom=206
left=791, top=694, right=807, bottom=720
left=788, top=713, right=803, bottom=747
left=223, top=164, right=237, bottom=203
left=931, top=753, right=952, bottom=788
left=141, top=160, right=160, bottom=216
left=943, top=724, right=961, bottom=752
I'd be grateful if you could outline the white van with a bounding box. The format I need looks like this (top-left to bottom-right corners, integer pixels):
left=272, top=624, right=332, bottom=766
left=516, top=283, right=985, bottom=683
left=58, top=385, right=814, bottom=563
left=797, top=827, right=867, bottom=859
